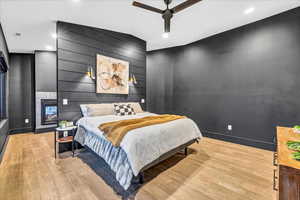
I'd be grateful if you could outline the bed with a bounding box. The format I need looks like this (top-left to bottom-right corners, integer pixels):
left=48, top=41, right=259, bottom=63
left=74, top=103, right=202, bottom=190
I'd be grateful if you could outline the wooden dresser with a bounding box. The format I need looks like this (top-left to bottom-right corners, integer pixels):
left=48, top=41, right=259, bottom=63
left=276, top=127, right=300, bottom=200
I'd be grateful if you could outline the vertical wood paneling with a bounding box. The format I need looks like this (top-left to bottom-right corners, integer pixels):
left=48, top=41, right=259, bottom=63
left=9, top=54, right=35, bottom=133
left=57, top=22, right=146, bottom=121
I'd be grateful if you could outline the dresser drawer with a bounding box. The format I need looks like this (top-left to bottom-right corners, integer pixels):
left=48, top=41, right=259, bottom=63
left=279, top=165, right=300, bottom=200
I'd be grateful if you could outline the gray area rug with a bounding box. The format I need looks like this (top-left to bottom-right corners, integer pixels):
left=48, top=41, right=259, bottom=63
left=77, top=148, right=141, bottom=199
left=77, top=147, right=188, bottom=199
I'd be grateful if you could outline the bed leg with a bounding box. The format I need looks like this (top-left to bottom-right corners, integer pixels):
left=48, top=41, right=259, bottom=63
left=184, top=147, right=188, bottom=156
left=139, top=172, right=144, bottom=184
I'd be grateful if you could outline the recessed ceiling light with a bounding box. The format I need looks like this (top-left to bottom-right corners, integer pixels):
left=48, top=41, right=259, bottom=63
left=15, top=33, right=21, bottom=37
left=52, top=33, right=57, bottom=39
left=45, top=45, right=53, bottom=50
left=244, top=7, right=255, bottom=15
left=162, top=33, right=169, bottom=39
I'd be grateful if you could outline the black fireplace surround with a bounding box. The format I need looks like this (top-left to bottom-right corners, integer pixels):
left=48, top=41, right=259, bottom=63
left=41, top=99, right=57, bottom=125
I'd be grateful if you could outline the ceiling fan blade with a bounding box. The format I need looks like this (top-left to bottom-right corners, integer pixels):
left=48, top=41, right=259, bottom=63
left=171, top=0, right=202, bottom=14
left=132, top=1, right=164, bottom=14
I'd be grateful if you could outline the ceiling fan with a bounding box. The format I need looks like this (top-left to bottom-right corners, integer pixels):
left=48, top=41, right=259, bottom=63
left=132, top=0, right=202, bottom=33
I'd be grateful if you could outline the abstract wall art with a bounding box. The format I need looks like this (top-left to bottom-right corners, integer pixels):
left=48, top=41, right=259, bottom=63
left=96, top=54, right=129, bottom=94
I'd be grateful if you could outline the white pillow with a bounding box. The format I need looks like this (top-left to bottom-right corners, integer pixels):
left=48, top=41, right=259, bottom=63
left=80, top=104, right=115, bottom=117
left=80, top=105, right=89, bottom=117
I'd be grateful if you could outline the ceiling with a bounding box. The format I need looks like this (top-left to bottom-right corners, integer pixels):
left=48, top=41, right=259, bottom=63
left=0, top=0, right=299, bottom=52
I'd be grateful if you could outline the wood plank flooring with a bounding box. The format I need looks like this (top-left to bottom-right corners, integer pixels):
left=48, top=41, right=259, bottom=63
left=0, top=132, right=276, bottom=200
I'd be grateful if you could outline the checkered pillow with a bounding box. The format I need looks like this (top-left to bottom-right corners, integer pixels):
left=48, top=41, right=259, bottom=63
left=114, top=104, right=136, bottom=116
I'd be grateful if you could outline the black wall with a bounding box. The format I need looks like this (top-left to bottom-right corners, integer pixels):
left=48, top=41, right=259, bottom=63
left=9, top=54, right=35, bottom=133
left=57, top=22, right=146, bottom=121
left=35, top=51, right=57, bottom=92
left=35, top=51, right=57, bottom=132
left=147, top=7, right=300, bottom=150
left=147, top=48, right=176, bottom=114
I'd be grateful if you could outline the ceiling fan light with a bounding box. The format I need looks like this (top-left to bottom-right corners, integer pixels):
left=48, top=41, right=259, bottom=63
left=162, top=33, right=169, bottom=39
left=244, top=7, right=255, bottom=15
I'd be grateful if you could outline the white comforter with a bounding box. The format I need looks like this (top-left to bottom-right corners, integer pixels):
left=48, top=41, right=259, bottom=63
left=76, top=112, right=202, bottom=176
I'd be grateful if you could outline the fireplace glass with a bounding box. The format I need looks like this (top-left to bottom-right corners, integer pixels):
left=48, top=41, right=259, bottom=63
left=41, top=99, right=57, bottom=125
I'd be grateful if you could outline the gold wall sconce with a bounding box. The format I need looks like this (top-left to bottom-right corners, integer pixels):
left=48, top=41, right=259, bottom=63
left=86, top=66, right=95, bottom=80
left=129, top=73, right=137, bottom=85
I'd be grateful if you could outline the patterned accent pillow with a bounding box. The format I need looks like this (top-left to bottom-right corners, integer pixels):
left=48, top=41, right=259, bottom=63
left=114, top=104, right=136, bottom=116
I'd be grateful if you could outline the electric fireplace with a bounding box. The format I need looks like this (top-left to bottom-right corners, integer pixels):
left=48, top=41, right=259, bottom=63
left=41, top=99, right=57, bottom=125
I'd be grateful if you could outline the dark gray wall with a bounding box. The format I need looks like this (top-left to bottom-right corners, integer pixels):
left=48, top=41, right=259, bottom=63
left=57, top=22, right=146, bottom=121
left=0, top=23, right=9, bottom=156
left=35, top=51, right=57, bottom=132
left=147, top=7, right=300, bottom=150
left=147, top=48, right=176, bottom=114
left=9, top=54, right=35, bottom=133
left=35, top=51, right=57, bottom=92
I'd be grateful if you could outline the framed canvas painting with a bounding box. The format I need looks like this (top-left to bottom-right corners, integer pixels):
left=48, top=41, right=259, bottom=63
left=96, top=54, right=129, bottom=94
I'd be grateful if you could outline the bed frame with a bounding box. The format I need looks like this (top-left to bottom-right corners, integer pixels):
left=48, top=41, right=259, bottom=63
left=137, top=138, right=200, bottom=183
left=75, top=119, right=200, bottom=185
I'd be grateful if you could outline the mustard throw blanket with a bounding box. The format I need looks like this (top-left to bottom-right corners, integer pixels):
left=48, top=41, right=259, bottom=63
left=99, top=114, right=186, bottom=146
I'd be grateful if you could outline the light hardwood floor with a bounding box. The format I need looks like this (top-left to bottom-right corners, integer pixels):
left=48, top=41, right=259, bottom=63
left=0, top=132, right=276, bottom=200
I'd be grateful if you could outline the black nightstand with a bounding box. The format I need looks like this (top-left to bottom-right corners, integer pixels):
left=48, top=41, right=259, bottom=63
left=54, top=126, right=77, bottom=159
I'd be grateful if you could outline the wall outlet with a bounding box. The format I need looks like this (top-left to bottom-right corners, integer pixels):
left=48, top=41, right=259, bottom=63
left=63, top=131, right=68, bottom=137
left=63, top=99, right=68, bottom=105
left=228, top=125, right=232, bottom=131
left=25, top=119, right=29, bottom=124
